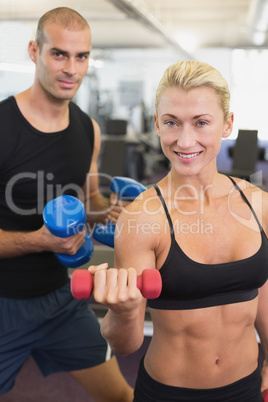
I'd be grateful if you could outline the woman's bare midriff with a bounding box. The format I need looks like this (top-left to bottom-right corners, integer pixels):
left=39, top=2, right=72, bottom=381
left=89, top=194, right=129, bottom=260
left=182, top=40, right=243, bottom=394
left=145, top=298, right=259, bottom=389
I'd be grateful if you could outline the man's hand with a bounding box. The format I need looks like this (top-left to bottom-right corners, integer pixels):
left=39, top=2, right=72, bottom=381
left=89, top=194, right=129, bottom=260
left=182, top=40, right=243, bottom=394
left=107, top=193, right=130, bottom=223
left=36, top=224, right=86, bottom=255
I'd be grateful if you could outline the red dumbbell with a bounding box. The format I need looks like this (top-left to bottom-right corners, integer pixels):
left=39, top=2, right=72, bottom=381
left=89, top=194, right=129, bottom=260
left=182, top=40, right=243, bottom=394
left=263, top=390, right=268, bottom=402
left=71, top=269, right=162, bottom=300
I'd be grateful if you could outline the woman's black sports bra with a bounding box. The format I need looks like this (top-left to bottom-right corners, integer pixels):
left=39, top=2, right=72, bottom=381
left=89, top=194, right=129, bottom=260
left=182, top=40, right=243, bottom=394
left=148, top=177, right=268, bottom=310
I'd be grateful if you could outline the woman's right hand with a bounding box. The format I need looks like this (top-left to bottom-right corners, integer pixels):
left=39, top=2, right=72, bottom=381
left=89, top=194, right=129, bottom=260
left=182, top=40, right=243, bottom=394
left=88, top=264, right=144, bottom=313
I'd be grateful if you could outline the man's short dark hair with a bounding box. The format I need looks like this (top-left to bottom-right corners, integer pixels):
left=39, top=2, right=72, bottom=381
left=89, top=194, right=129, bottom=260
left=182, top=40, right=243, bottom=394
left=35, top=7, right=90, bottom=50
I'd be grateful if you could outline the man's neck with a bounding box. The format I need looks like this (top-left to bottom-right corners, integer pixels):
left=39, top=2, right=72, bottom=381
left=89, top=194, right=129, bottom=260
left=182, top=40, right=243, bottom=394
left=15, top=87, right=70, bottom=133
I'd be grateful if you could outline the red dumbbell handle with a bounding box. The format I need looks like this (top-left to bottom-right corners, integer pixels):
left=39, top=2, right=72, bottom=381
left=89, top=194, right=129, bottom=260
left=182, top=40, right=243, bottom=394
left=263, top=389, right=268, bottom=402
left=71, top=269, right=162, bottom=300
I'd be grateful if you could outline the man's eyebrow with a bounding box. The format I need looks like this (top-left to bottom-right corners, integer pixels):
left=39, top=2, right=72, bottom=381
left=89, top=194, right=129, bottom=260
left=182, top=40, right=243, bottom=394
left=50, top=47, right=68, bottom=56
left=78, top=51, right=91, bottom=57
left=50, top=48, right=90, bottom=57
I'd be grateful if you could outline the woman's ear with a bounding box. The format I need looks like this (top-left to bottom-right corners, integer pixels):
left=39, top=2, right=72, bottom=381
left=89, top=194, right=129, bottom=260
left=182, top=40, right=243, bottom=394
left=222, top=112, right=234, bottom=139
left=154, top=113, right=160, bottom=136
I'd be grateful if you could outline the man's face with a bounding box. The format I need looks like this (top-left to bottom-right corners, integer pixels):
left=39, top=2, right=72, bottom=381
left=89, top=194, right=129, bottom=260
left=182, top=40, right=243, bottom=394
left=33, top=22, right=91, bottom=101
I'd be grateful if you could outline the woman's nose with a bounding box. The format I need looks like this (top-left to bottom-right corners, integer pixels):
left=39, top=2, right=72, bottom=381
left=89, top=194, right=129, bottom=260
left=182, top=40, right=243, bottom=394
left=177, top=127, right=196, bottom=148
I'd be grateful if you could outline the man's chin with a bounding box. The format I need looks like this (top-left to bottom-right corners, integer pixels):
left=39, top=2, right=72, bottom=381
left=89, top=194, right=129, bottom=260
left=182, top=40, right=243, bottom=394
left=52, top=91, right=76, bottom=102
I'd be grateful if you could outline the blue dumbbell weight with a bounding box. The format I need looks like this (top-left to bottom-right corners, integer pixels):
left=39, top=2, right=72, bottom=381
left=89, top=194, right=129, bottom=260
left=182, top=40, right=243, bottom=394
left=93, top=177, right=146, bottom=248
left=43, top=195, right=94, bottom=268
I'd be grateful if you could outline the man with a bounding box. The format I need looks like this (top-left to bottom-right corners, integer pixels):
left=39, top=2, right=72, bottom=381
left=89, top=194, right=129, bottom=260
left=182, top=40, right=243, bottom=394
left=0, top=7, right=133, bottom=401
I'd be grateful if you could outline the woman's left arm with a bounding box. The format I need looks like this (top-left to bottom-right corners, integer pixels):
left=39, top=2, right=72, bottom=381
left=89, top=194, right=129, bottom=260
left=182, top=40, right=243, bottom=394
left=255, top=190, right=268, bottom=392
left=256, top=280, right=268, bottom=392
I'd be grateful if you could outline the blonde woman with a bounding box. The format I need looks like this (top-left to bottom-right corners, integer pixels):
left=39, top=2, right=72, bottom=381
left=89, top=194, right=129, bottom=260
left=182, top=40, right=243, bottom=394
left=91, top=60, right=268, bottom=402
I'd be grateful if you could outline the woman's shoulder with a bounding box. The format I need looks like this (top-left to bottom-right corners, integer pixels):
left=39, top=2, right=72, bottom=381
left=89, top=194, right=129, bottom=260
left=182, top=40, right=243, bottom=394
left=116, top=183, right=166, bottom=242
left=241, top=180, right=268, bottom=234
left=122, top=184, right=162, bottom=215
left=261, top=186, right=268, bottom=233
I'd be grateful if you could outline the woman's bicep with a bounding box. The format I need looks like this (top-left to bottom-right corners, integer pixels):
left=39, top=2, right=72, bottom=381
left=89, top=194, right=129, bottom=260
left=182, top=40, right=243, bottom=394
left=114, top=207, right=157, bottom=274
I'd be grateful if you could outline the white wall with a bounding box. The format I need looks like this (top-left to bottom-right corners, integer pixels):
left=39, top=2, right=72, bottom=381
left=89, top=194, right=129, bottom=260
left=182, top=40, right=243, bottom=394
left=0, top=70, right=34, bottom=100
left=0, top=44, right=238, bottom=138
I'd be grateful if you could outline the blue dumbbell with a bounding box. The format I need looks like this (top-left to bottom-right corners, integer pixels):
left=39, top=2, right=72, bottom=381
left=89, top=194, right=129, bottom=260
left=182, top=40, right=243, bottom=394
left=43, top=195, right=94, bottom=268
left=93, top=177, right=146, bottom=247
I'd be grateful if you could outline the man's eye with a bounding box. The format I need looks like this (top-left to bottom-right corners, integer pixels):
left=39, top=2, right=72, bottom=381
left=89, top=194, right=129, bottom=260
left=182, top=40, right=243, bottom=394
left=78, top=55, right=88, bottom=60
left=53, top=52, right=63, bottom=57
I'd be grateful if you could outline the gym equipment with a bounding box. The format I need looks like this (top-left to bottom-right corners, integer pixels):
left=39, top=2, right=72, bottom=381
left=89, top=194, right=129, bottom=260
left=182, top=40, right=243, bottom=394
left=71, top=268, right=162, bottom=300
left=93, top=176, right=146, bottom=247
left=43, top=195, right=94, bottom=268
left=263, top=390, right=268, bottom=401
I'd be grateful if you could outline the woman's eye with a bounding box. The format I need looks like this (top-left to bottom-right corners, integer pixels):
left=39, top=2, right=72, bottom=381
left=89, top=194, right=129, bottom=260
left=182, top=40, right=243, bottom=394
left=165, top=121, right=176, bottom=126
left=197, top=120, right=207, bottom=126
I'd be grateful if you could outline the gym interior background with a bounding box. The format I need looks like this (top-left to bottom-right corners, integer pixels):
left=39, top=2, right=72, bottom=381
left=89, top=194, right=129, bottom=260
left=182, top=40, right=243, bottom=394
left=1, top=1, right=268, bottom=401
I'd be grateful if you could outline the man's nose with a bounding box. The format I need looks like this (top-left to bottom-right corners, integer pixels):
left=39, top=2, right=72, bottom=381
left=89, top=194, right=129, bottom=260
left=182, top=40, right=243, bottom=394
left=63, top=58, right=76, bottom=75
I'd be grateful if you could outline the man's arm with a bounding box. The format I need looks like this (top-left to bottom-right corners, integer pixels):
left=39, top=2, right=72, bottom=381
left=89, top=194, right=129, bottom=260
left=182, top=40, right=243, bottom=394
left=0, top=119, right=121, bottom=259
left=81, top=118, right=124, bottom=225
left=0, top=224, right=85, bottom=259
left=0, top=228, right=44, bottom=258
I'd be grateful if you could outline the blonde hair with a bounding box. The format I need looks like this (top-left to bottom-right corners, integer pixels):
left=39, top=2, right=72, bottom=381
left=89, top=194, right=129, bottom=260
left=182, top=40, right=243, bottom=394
left=35, top=7, right=90, bottom=50
left=155, top=60, right=230, bottom=120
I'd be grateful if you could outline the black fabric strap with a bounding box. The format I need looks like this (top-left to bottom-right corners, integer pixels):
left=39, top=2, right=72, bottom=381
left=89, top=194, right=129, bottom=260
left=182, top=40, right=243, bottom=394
left=153, top=184, right=175, bottom=239
left=227, top=176, right=263, bottom=232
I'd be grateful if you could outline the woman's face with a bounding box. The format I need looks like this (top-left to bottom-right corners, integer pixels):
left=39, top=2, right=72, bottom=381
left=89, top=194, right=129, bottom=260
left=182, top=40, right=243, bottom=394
left=155, top=86, right=233, bottom=178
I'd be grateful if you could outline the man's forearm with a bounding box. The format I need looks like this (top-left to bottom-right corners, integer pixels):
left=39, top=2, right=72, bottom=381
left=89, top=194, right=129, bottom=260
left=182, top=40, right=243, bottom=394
left=85, top=193, right=110, bottom=225
left=0, top=228, right=43, bottom=258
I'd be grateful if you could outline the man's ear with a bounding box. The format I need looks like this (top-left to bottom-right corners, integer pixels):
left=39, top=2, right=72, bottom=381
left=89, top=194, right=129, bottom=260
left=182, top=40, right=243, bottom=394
left=222, top=112, right=234, bottom=139
left=154, top=113, right=160, bottom=136
left=28, top=40, right=38, bottom=64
